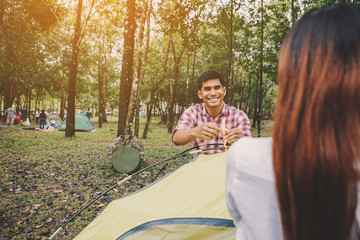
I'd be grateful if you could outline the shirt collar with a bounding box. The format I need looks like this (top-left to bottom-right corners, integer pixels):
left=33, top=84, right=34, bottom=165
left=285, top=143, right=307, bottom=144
left=200, top=102, right=229, bottom=117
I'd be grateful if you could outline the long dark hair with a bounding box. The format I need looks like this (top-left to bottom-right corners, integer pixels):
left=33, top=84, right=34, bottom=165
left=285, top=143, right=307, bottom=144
left=273, top=4, right=360, bottom=240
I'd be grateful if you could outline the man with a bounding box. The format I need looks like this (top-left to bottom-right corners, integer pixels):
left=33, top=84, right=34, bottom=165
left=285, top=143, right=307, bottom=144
left=172, top=70, right=251, bottom=154
left=39, top=110, right=47, bottom=129
left=20, top=106, right=27, bottom=124
left=5, top=106, right=16, bottom=127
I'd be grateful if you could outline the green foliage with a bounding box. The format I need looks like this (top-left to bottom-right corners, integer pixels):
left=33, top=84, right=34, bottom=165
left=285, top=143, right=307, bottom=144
left=3, top=0, right=342, bottom=134
left=302, top=0, right=360, bottom=10
left=25, top=0, right=62, bottom=30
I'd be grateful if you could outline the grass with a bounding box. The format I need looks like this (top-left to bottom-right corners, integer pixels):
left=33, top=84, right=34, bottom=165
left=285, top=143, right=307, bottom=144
left=250, top=119, right=274, bottom=138
left=0, top=116, right=273, bottom=239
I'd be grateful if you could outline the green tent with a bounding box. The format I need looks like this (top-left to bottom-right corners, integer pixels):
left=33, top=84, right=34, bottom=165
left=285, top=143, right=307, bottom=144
left=58, top=113, right=95, bottom=132
left=74, top=152, right=235, bottom=240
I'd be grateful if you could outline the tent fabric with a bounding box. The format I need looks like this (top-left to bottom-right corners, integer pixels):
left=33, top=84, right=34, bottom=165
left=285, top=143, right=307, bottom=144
left=58, top=113, right=95, bottom=132
left=74, top=152, right=235, bottom=240
left=47, top=114, right=62, bottom=127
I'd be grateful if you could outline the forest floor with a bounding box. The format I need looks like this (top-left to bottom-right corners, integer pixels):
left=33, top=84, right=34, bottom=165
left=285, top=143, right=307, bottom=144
left=0, top=116, right=273, bottom=240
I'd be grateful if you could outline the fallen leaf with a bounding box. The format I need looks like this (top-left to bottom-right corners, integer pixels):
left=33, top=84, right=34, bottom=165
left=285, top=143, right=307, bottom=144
left=36, top=224, right=44, bottom=229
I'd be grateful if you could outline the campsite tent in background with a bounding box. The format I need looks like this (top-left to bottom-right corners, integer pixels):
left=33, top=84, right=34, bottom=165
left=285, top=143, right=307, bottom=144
left=47, top=113, right=62, bottom=127
left=58, top=113, right=95, bottom=132
left=74, top=152, right=236, bottom=240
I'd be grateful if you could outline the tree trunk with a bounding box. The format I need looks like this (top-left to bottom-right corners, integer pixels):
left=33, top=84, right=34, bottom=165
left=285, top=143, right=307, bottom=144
left=186, top=53, right=190, bottom=107
left=34, top=91, right=39, bottom=121
left=142, top=103, right=153, bottom=139
left=188, top=49, right=196, bottom=105
left=64, top=90, right=68, bottom=111
left=239, top=75, right=246, bottom=110
left=98, top=17, right=108, bottom=128
left=2, top=17, right=15, bottom=109
left=167, top=63, right=179, bottom=133
left=192, top=50, right=196, bottom=87
left=60, top=68, right=65, bottom=119
left=125, top=0, right=148, bottom=135
left=98, top=58, right=104, bottom=128
left=117, top=0, right=136, bottom=137
left=226, top=0, right=234, bottom=105
left=0, top=0, right=5, bottom=26
left=167, top=36, right=185, bottom=134
left=28, top=87, right=31, bottom=120
left=257, top=0, right=264, bottom=137
left=252, top=72, right=259, bottom=129
left=244, top=73, right=252, bottom=114
left=135, top=0, right=152, bottom=137
left=101, top=56, right=108, bottom=124
left=291, top=0, right=295, bottom=25
left=142, top=38, right=171, bottom=139
left=165, top=63, right=171, bottom=123
left=65, top=0, right=83, bottom=138
left=41, top=89, right=44, bottom=110
left=15, top=69, right=20, bottom=114
left=98, top=40, right=103, bottom=128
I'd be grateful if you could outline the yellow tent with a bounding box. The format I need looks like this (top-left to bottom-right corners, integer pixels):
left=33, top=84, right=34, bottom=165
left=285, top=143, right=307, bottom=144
left=74, top=152, right=235, bottom=240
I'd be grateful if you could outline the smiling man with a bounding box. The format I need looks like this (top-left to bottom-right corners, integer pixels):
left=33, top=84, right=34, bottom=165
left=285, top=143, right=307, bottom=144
left=172, top=70, right=251, bottom=154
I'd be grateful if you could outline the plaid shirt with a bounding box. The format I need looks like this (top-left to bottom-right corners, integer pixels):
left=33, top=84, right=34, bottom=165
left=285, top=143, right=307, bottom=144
left=173, top=103, right=251, bottom=154
left=5, top=107, right=16, bottom=119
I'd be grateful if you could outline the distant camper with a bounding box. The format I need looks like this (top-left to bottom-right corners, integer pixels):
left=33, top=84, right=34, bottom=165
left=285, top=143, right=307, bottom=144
left=86, top=109, right=92, bottom=119
left=39, top=110, right=47, bottom=129
left=20, top=106, right=27, bottom=123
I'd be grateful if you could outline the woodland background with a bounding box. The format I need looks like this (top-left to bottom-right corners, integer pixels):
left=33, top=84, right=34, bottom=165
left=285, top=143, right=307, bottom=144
left=2, top=0, right=357, bottom=138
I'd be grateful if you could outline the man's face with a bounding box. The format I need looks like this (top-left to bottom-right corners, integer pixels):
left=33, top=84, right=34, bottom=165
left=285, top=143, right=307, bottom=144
left=197, top=79, right=226, bottom=109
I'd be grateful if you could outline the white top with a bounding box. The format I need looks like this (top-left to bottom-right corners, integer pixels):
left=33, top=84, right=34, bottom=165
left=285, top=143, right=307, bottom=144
left=226, top=137, right=360, bottom=240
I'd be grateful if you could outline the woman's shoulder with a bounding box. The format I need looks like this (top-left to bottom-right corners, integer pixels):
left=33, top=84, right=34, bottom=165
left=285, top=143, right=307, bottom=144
left=227, top=137, right=274, bottom=181
left=230, top=136, right=272, bottom=150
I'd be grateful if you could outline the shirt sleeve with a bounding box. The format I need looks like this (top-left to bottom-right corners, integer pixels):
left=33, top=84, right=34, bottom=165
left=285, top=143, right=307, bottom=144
left=236, top=111, right=252, bottom=137
left=174, top=107, right=196, bottom=131
left=241, top=114, right=251, bottom=137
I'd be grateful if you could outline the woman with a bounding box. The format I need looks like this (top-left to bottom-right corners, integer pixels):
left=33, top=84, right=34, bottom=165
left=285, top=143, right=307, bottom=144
left=226, top=4, right=360, bottom=240
left=35, top=108, right=40, bottom=125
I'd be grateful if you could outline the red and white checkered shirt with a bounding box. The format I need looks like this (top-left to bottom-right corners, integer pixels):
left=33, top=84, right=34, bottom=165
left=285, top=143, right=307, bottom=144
left=173, top=103, right=251, bottom=154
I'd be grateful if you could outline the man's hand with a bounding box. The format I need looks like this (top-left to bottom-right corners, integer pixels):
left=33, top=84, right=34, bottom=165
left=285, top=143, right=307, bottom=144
left=172, top=123, right=220, bottom=146
left=194, top=123, right=220, bottom=140
left=222, top=128, right=243, bottom=144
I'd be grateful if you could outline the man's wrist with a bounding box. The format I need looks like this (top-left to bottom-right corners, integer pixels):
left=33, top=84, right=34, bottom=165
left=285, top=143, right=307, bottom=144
left=190, top=127, right=199, bottom=140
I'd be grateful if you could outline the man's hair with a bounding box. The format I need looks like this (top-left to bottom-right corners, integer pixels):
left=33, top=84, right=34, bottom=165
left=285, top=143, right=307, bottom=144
left=197, top=71, right=224, bottom=90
